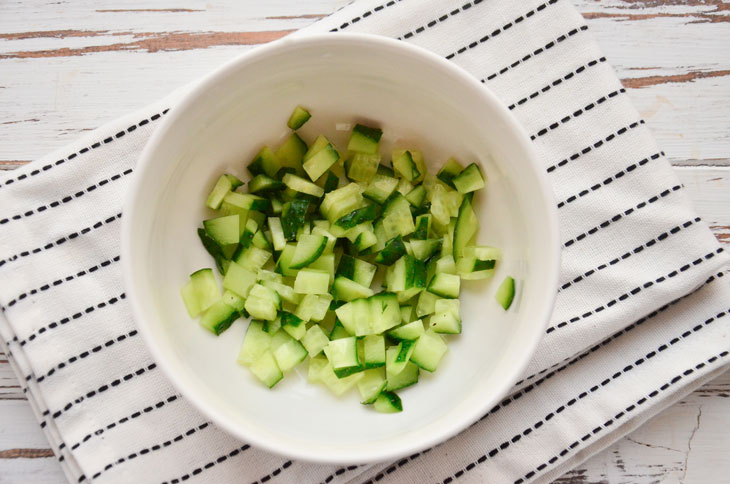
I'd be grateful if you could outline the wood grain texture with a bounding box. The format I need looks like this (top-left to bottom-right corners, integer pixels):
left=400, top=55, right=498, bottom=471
left=0, top=1, right=728, bottom=483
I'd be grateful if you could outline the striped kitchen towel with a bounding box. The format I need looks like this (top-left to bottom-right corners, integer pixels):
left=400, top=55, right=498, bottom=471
left=1, top=0, right=728, bottom=483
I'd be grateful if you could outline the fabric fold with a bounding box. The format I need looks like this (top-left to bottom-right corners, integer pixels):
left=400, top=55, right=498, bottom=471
left=1, top=0, right=727, bottom=483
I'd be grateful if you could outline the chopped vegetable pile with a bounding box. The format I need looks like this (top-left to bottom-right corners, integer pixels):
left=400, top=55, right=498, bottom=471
left=181, top=105, right=515, bottom=413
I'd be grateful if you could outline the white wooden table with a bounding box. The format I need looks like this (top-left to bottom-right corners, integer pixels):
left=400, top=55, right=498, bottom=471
left=1, top=1, right=728, bottom=483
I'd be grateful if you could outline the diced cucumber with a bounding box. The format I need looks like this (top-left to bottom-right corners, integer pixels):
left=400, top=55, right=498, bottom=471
left=272, top=330, right=308, bottom=371
left=335, top=204, right=381, bottom=230
left=203, top=214, right=240, bottom=258
left=281, top=199, right=310, bottom=241
left=281, top=311, right=307, bottom=340
left=267, top=217, right=286, bottom=251
left=435, top=255, right=457, bottom=275
left=250, top=350, right=283, bottom=388
left=386, top=255, right=426, bottom=293
left=347, top=124, right=382, bottom=155
left=495, top=275, right=516, bottom=310
left=237, top=321, right=272, bottom=365
left=410, top=331, right=448, bottom=372
left=287, top=105, right=311, bottom=130
left=248, top=174, right=285, bottom=195
left=222, top=261, right=257, bottom=298
left=261, top=279, right=301, bottom=306
left=308, top=253, right=335, bottom=284
left=453, top=163, right=486, bottom=194
left=303, top=135, right=328, bottom=161
left=405, top=185, right=427, bottom=208
left=318, top=360, right=364, bottom=396
left=323, top=170, right=340, bottom=192
left=400, top=305, right=416, bottom=324
left=289, top=234, right=327, bottom=269
left=386, top=340, right=415, bottom=377
left=275, top=133, right=308, bottom=174
left=430, top=299, right=461, bottom=334
left=413, top=214, right=431, bottom=240
left=224, top=191, right=271, bottom=213
left=303, top=143, right=339, bottom=182
left=282, top=173, right=325, bottom=198
left=369, top=293, right=401, bottom=334
left=200, top=299, right=239, bottom=335
left=388, top=320, right=425, bottom=341
left=222, top=290, right=246, bottom=313
left=181, top=268, right=221, bottom=318
left=416, top=290, right=441, bottom=318
left=385, top=362, right=419, bottom=391
left=358, top=368, right=387, bottom=404
left=381, top=192, right=415, bottom=239
left=197, top=228, right=229, bottom=274
left=453, top=193, right=477, bottom=259
left=329, top=319, right=352, bottom=340
left=248, top=146, right=281, bottom=178
left=436, top=157, right=464, bottom=187
left=336, top=255, right=376, bottom=287
left=206, top=174, right=241, bottom=210
left=392, top=149, right=421, bottom=181
left=428, top=272, right=460, bottom=298
left=301, top=324, right=330, bottom=357
left=374, top=391, right=403, bottom=413
left=244, top=284, right=280, bottom=321
left=234, top=246, right=271, bottom=272
left=346, top=153, right=380, bottom=183
left=320, top=183, right=364, bottom=224
left=362, top=174, right=398, bottom=204
left=374, top=235, right=406, bottom=265
left=332, top=276, right=375, bottom=302
left=360, top=334, right=386, bottom=369
left=295, top=294, right=332, bottom=322
left=409, top=239, right=442, bottom=261
left=293, top=269, right=330, bottom=294
left=324, top=337, right=361, bottom=378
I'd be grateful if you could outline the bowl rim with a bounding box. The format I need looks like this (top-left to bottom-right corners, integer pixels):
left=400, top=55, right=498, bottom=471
left=121, top=31, right=561, bottom=465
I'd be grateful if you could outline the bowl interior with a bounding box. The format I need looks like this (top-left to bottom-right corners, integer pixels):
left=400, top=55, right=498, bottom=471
left=124, top=34, right=558, bottom=464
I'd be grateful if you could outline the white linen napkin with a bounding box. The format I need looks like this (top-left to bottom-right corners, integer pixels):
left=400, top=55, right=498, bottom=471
left=1, top=0, right=728, bottom=483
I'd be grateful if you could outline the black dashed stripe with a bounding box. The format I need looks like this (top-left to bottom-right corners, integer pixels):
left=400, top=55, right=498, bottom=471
left=5, top=255, right=120, bottom=309
left=0, top=170, right=132, bottom=225
left=546, top=120, right=645, bottom=173
left=443, top=0, right=561, bottom=60
left=319, top=465, right=361, bottom=484
left=559, top=218, right=702, bottom=292
left=12, top=292, right=126, bottom=347
left=481, top=25, right=588, bottom=83
left=512, top=350, right=729, bottom=484
left=397, top=0, right=484, bottom=40
left=90, top=422, right=211, bottom=480
left=330, top=0, right=402, bottom=32
left=28, top=329, right=138, bottom=383
left=563, top=185, right=683, bottom=248
left=249, top=460, right=293, bottom=484
left=557, top=152, right=663, bottom=209
left=530, top=88, right=627, bottom=140
left=69, top=394, right=180, bottom=451
left=547, top=248, right=723, bottom=334
left=516, top=272, right=724, bottom=388
left=360, top=450, right=434, bottom=484
left=44, top=362, right=157, bottom=420
left=160, top=445, right=251, bottom=484
left=508, top=57, right=607, bottom=110
left=0, top=213, right=122, bottom=269
left=0, top=110, right=167, bottom=190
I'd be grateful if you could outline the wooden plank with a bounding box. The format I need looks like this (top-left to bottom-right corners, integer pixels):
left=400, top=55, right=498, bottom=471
left=0, top=0, right=728, bottom=165
left=556, top=370, right=730, bottom=484
left=0, top=353, right=25, bottom=401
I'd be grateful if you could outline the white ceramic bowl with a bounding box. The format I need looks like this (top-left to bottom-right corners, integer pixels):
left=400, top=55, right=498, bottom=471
left=122, top=33, right=560, bottom=465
